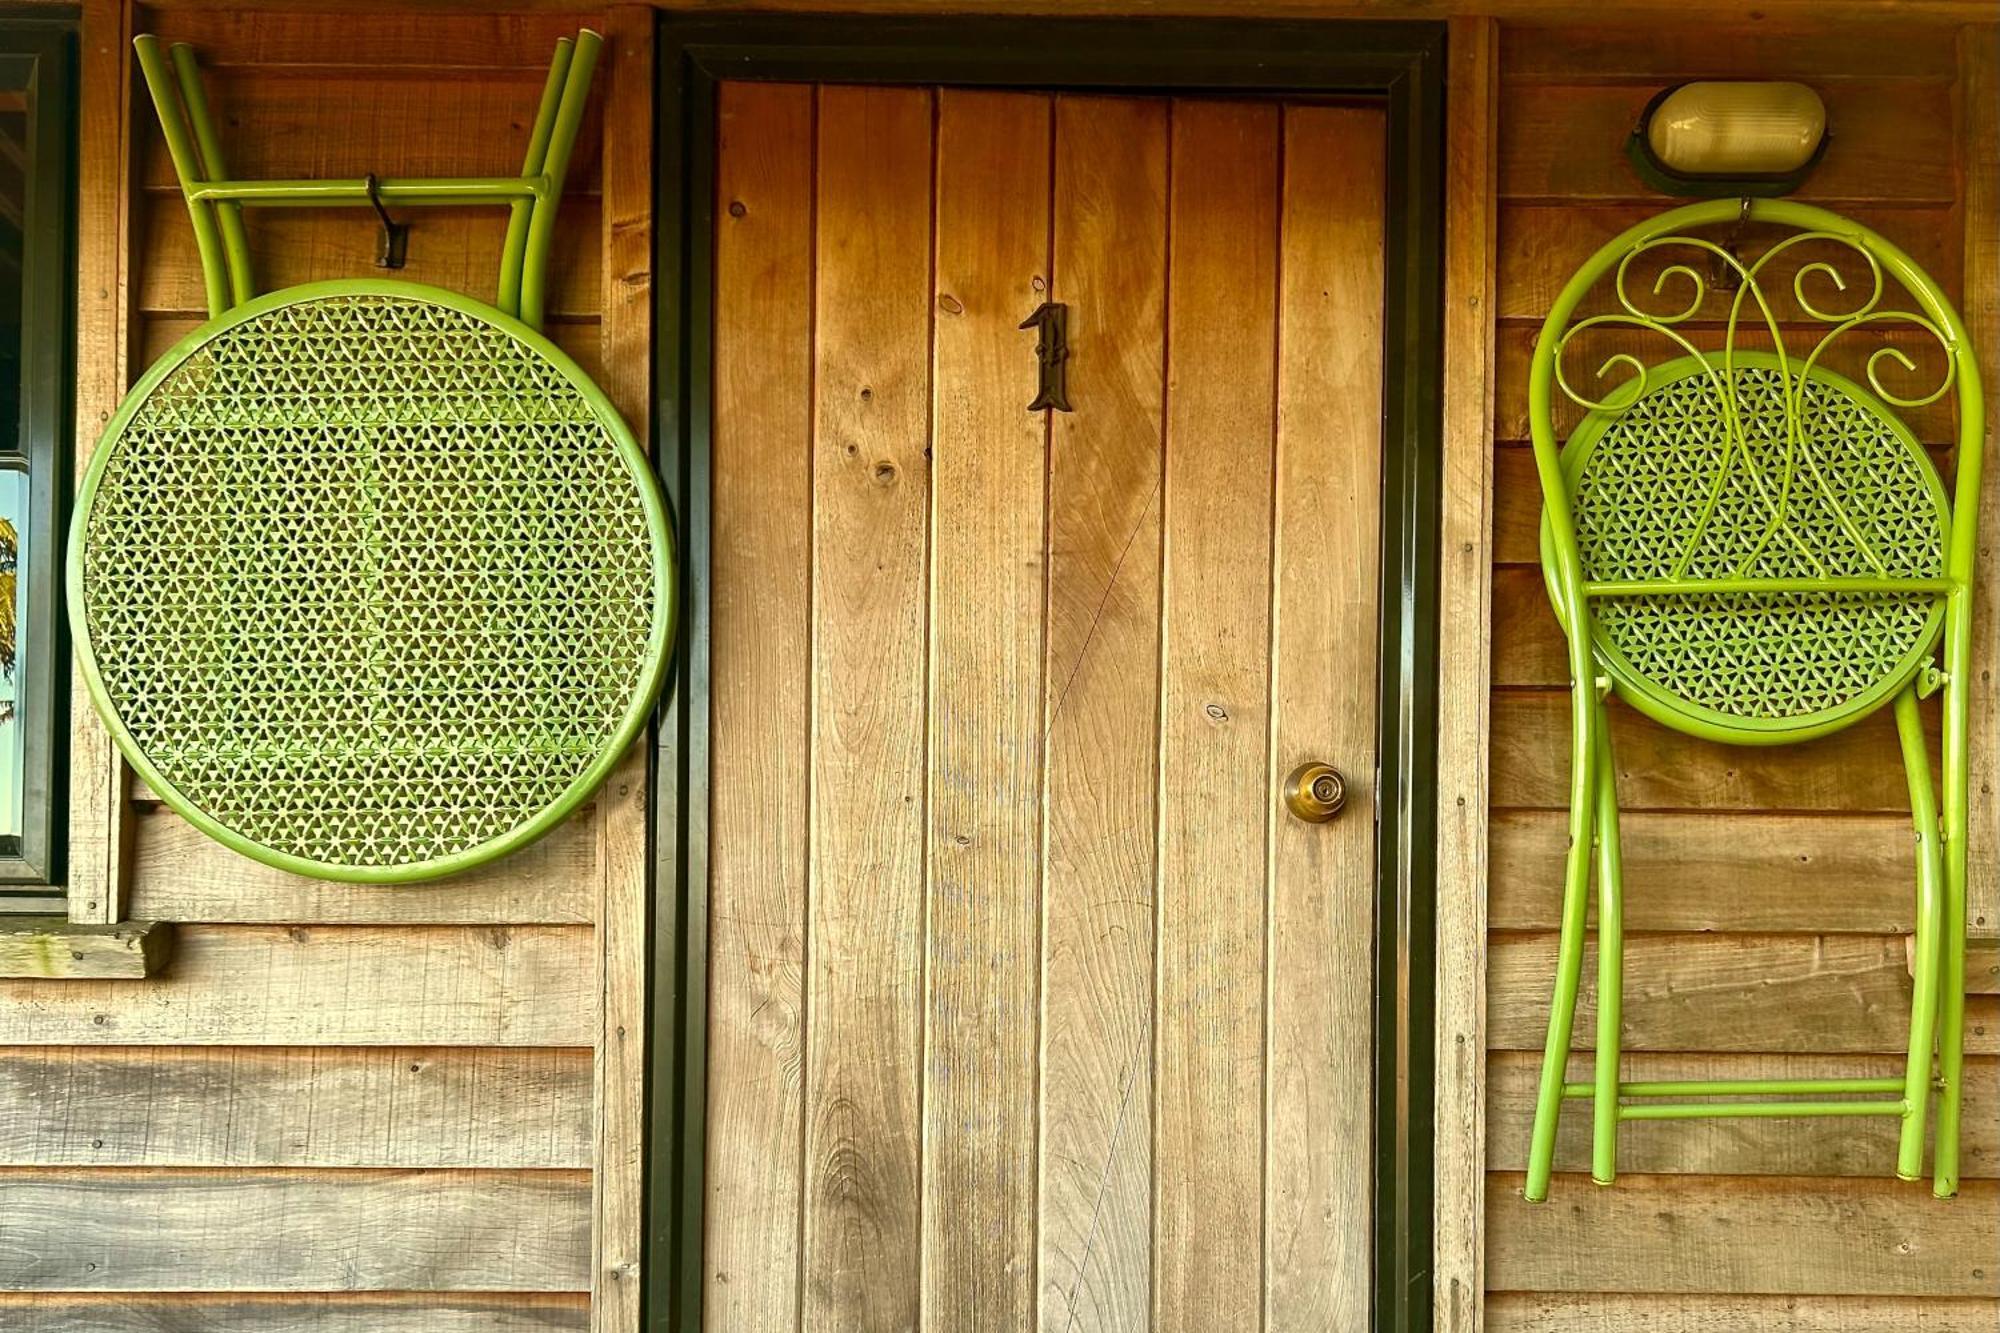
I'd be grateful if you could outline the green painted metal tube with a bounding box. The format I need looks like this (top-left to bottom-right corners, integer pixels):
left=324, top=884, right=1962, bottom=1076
left=168, top=43, right=252, bottom=308
left=1935, top=801, right=1969, bottom=1194
left=1524, top=699, right=1597, bottom=1203
left=1835, top=195, right=1995, bottom=1198
left=137, top=29, right=604, bottom=328
left=1894, top=684, right=1945, bottom=1181
left=499, top=37, right=575, bottom=319
left=1590, top=710, right=1624, bottom=1185
left=1936, top=820, right=1968, bottom=1196
left=189, top=178, right=547, bottom=205
left=1522, top=152, right=1615, bottom=1211
left=1729, top=204, right=1983, bottom=1196
left=1935, top=332, right=1981, bottom=1200
left=1620, top=1100, right=1908, bottom=1121
left=1585, top=576, right=1955, bottom=598
left=1562, top=1077, right=1905, bottom=1098
left=519, top=29, right=602, bottom=331
left=132, top=37, right=228, bottom=319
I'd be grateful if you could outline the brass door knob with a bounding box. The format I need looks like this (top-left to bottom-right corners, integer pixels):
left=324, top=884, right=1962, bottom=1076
left=1283, top=762, right=1347, bottom=823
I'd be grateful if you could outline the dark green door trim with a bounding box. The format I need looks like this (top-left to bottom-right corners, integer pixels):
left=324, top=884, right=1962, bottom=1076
left=0, top=11, right=76, bottom=895
left=649, top=16, right=1447, bottom=1330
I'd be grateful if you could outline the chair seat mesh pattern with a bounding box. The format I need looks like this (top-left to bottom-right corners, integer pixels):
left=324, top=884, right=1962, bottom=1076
left=1574, top=364, right=1947, bottom=723
left=78, top=290, right=660, bottom=874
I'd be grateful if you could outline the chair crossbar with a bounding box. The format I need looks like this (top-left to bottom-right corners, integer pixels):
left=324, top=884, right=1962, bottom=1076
left=1559, top=1076, right=1906, bottom=1098
left=189, top=178, right=552, bottom=207
left=1620, top=1101, right=1909, bottom=1121
left=1559, top=1077, right=1911, bottom=1121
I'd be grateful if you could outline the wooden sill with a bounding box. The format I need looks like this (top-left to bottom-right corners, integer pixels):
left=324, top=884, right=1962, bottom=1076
left=0, top=919, right=175, bottom=979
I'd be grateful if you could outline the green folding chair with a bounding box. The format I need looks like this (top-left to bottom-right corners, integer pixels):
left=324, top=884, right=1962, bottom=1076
left=1525, top=199, right=1984, bottom=1201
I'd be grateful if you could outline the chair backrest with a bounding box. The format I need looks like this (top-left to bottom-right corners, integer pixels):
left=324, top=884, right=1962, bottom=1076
left=1530, top=199, right=1985, bottom=745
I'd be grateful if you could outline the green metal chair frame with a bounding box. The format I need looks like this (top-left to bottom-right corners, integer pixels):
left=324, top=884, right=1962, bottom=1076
left=1525, top=198, right=1984, bottom=1201
left=65, top=30, right=675, bottom=884
left=133, top=29, right=599, bottom=327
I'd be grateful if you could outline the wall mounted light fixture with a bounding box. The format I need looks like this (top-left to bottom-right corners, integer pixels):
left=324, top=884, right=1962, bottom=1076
left=1627, top=81, right=1829, bottom=197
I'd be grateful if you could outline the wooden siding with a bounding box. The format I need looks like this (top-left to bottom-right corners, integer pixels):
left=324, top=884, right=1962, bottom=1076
left=18, top=6, right=2000, bottom=1333
left=2, top=5, right=640, bottom=1329
left=1435, top=19, right=1499, bottom=1332
left=1483, top=19, right=2000, bottom=1331
left=0, top=1293, right=591, bottom=1332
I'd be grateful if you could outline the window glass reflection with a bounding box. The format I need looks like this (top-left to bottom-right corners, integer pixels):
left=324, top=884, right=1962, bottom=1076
left=0, top=465, right=24, bottom=851
left=0, top=95, right=23, bottom=856
left=0, top=103, right=21, bottom=454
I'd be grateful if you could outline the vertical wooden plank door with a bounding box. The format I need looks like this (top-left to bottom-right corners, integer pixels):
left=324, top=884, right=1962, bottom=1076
left=705, top=85, right=1386, bottom=1333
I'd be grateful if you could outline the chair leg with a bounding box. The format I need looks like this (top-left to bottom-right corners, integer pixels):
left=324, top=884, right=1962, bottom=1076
left=1932, top=597, right=1977, bottom=1198
left=1526, top=696, right=1598, bottom=1202
left=1892, top=686, right=1942, bottom=1183
left=1935, top=849, right=1966, bottom=1198
left=1590, top=707, right=1624, bottom=1185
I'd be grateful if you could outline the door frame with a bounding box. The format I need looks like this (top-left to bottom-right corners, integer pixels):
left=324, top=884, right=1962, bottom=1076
left=649, top=16, right=1449, bottom=1331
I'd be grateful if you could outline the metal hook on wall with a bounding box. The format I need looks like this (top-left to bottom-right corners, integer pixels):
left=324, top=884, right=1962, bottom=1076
left=1708, top=195, right=1754, bottom=293
left=364, top=173, right=410, bottom=270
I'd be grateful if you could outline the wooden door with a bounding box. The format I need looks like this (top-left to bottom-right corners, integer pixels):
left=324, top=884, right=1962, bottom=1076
left=704, top=84, right=1386, bottom=1333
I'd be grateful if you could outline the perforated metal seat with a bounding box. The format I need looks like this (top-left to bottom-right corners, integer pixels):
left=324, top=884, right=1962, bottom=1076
left=1523, top=200, right=1982, bottom=1203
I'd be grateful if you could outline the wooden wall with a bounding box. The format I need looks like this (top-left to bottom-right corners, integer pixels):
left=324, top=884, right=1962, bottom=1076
left=0, top=6, right=650, bottom=1329
left=1482, top=21, right=2000, bottom=1332
left=7, top=5, right=1999, bottom=1332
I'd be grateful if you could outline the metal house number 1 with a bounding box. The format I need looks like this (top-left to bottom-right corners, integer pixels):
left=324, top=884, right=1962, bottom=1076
left=1019, top=301, right=1072, bottom=413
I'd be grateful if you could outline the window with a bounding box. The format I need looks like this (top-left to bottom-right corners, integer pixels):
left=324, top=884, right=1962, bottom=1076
left=0, top=19, right=73, bottom=903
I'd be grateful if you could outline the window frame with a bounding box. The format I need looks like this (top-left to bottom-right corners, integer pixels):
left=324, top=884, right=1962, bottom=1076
left=0, top=15, right=76, bottom=899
